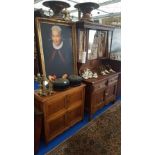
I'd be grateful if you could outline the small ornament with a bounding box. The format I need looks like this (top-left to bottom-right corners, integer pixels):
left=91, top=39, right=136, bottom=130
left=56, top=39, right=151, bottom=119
left=42, top=75, right=48, bottom=96
left=101, top=71, right=107, bottom=75
left=62, top=8, right=72, bottom=21
left=105, top=69, right=110, bottom=74
left=93, top=72, right=98, bottom=78
left=36, top=73, right=42, bottom=94
left=82, top=68, right=93, bottom=79
left=48, top=75, right=56, bottom=95
left=62, top=73, right=68, bottom=79
left=109, top=68, right=116, bottom=73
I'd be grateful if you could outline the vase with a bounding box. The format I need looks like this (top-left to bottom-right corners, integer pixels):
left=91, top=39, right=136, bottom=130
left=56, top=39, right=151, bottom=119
left=74, top=2, right=99, bottom=22
left=43, top=1, right=70, bottom=19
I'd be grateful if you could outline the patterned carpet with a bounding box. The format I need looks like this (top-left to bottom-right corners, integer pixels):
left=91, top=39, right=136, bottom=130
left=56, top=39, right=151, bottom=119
left=46, top=101, right=121, bottom=155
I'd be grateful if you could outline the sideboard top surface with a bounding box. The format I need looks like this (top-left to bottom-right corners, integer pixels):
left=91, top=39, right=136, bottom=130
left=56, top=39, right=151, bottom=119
left=34, top=83, right=86, bottom=102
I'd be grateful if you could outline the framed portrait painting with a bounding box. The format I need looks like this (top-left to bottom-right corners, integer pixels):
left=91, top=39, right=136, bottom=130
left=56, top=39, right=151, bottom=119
left=35, top=17, right=77, bottom=78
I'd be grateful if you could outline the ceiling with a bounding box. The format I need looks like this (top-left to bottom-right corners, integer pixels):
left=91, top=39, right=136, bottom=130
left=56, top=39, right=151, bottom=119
left=34, top=0, right=121, bottom=20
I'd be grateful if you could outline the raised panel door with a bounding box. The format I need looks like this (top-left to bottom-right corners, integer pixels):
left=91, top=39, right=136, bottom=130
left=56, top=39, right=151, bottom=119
left=91, top=88, right=106, bottom=114
left=66, top=89, right=83, bottom=108
left=46, top=113, right=66, bottom=142
left=44, top=96, right=66, bottom=120
left=66, top=105, right=83, bottom=127
left=105, top=83, right=117, bottom=104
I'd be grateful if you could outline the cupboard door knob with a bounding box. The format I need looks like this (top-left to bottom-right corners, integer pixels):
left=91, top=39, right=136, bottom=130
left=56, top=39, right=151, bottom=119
left=105, top=93, right=108, bottom=96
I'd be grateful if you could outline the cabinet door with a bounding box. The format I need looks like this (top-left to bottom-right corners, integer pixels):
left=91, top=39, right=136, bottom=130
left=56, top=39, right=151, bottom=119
left=105, top=83, right=117, bottom=104
left=66, top=105, right=83, bottom=127
left=44, top=96, right=66, bottom=120
left=45, top=113, right=66, bottom=143
left=91, top=88, right=106, bottom=114
left=66, top=88, right=83, bottom=109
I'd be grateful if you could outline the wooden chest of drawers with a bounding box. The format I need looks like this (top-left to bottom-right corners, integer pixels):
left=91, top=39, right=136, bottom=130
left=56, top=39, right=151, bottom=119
left=84, top=73, right=119, bottom=120
left=34, top=84, right=86, bottom=143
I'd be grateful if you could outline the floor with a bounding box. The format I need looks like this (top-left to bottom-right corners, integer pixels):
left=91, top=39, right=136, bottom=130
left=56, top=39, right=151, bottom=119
left=36, top=96, right=121, bottom=155
left=46, top=101, right=121, bottom=155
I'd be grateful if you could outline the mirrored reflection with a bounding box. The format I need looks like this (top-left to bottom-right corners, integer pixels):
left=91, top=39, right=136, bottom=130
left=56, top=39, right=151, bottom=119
left=88, top=30, right=98, bottom=60
left=88, top=30, right=107, bottom=60
left=78, top=30, right=87, bottom=63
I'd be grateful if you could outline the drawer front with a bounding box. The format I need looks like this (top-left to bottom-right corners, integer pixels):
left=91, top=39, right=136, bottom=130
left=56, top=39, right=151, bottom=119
left=66, top=89, right=83, bottom=108
left=108, top=75, right=118, bottom=85
left=46, top=114, right=66, bottom=142
left=92, top=80, right=107, bottom=91
left=66, top=105, right=83, bottom=126
left=45, top=96, right=66, bottom=119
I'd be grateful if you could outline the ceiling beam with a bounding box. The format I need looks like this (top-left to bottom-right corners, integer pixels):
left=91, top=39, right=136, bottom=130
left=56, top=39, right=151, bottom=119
left=93, top=12, right=121, bottom=20
left=99, top=0, right=120, bottom=6
left=34, top=0, right=43, bottom=4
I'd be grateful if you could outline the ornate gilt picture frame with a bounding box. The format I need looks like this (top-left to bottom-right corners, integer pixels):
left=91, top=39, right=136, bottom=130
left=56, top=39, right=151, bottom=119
left=35, top=17, right=77, bottom=77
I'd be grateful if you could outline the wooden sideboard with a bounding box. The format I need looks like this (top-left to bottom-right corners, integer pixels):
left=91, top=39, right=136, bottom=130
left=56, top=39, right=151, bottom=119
left=83, top=73, right=119, bottom=120
left=34, top=84, right=85, bottom=143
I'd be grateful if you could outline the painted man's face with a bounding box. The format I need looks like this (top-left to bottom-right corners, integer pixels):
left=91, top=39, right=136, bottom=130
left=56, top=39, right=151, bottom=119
left=52, top=30, right=62, bottom=46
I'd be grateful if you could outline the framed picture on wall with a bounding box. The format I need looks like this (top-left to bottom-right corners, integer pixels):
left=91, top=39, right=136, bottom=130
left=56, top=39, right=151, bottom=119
left=35, top=17, right=77, bottom=78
